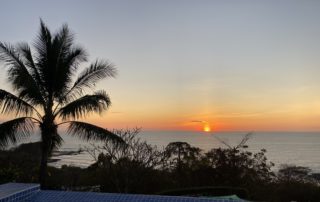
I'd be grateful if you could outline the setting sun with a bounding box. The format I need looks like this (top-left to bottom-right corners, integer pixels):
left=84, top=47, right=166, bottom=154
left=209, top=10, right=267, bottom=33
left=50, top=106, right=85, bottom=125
left=203, top=124, right=211, bottom=132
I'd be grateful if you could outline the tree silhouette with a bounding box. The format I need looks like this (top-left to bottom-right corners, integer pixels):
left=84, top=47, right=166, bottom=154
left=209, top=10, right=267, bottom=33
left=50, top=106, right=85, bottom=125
left=0, top=20, right=123, bottom=188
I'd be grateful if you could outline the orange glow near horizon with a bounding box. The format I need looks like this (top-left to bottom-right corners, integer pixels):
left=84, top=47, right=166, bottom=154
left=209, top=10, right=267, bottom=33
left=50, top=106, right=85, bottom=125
left=82, top=108, right=320, bottom=132
left=1, top=96, right=318, bottom=133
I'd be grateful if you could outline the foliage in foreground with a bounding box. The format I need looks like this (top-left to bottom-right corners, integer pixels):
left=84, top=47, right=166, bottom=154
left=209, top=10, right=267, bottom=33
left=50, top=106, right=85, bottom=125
left=1, top=130, right=320, bottom=201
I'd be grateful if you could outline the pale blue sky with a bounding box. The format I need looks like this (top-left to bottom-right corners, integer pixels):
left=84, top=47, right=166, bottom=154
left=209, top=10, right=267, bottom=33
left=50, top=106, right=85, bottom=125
left=0, top=0, right=320, bottom=131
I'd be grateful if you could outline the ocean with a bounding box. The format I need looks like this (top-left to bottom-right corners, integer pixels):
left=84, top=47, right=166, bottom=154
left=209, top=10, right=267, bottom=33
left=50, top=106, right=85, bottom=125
left=18, top=131, right=320, bottom=172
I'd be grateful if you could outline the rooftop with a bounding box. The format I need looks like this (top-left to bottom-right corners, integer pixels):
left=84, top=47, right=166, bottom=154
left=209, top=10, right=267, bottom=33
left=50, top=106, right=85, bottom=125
left=0, top=183, right=245, bottom=202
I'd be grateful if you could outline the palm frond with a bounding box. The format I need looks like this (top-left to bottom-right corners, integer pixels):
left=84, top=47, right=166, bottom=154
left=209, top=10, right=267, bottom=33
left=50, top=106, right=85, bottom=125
left=17, top=43, right=45, bottom=94
left=51, top=24, right=76, bottom=96
left=67, top=121, right=123, bottom=143
left=0, top=42, right=45, bottom=105
left=0, top=117, right=34, bottom=149
left=33, top=19, right=52, bottom=95
left=17, top=43, right=42, bottom=83
left=0, top=42, right=21, bottom=66
left=0, top=89, right=39, bottom=116
left=57, top=91, right=110, bottom=120
left=53, top=46, right=87, bottom=100
left=63, top=60, right=116, bottom=102
left=36, top=19, right=52, bottom=49
left=52, top=24, right=74, bottom=55
left=33, top=21, right=88, bottom=100
left=34, top=19, right=51, bottom=69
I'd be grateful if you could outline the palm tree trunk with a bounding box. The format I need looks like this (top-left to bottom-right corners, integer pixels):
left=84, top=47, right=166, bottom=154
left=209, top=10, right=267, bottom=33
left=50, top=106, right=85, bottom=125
left=39, top=110, right=56, bottom=189
left=39, top=139, right=49, bottom=189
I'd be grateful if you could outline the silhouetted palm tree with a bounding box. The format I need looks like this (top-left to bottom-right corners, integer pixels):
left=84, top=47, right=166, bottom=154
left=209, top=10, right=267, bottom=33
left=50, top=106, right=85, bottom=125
left=0, top=20, right=123, bottom=188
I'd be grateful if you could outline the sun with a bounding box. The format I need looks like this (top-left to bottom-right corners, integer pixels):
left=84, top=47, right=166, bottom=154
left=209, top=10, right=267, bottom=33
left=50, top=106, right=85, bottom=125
left=203, top=124, right=211, bottom=132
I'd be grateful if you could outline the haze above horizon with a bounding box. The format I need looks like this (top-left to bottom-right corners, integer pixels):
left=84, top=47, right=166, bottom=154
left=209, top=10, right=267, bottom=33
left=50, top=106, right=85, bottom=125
left=0, top=0, right=320, bottom=132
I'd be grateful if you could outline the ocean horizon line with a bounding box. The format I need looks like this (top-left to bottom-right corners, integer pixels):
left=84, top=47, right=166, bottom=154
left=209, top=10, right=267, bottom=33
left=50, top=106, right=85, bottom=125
left=140, top=129, right=320, bottom=133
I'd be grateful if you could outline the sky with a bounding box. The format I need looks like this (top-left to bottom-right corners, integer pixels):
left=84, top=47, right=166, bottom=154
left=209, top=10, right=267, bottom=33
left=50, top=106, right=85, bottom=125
left=0, top=0, right=320, bottom=132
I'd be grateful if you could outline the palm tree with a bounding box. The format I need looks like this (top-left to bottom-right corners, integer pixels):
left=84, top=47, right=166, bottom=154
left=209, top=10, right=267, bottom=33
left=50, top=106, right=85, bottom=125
left=0, top=20, right=123, bottom=189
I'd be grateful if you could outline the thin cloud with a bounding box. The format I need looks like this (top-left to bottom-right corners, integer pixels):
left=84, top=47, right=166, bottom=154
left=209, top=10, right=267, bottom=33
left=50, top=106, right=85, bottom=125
left=191, top=120, right=208, bottom=123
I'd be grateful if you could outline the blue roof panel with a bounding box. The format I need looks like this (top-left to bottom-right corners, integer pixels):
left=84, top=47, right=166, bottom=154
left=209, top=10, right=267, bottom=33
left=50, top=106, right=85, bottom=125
left=0, top=183, right=39, bottom=199
left=30, top=190, right=244, bottom=202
